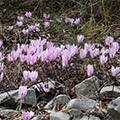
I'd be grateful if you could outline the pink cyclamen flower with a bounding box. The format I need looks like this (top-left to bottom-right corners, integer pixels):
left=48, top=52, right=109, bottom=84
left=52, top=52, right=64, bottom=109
left=25, top=12, right=32, bottom=19
left=68, top=18, right=74, bottom=25
left=111, top=42, right=119, bottom=53
left=22, top=111, right=34, bottom=120
left=84, top=43, right=95, bottom=52
left=43, top=13, right=50, bottom=20
left=61, top=50, right=71, bottom=67
left=105, top=36, right=113, bottom=46
left=29, top=71, right=38, bottom=82
left=28, top=25, right=35, bottom=32
left=90, top=49, right=99, bottom=59
left=17, top=16, right=24, bottom=21
left=39, top=84, right=50, bottom=92
left=44, top=22, right=50, bottom=29
left=56, top=18, right=63, bottom=24
left=111, top=66, right=120, bottom=77
left=17, top=21, right=23, bottom=27
left=22, top=29, right=29, bottom=35
left=0, top=72, right=3, bottom=82
left=20, top=54, right=26, bottom=63
left=87, top=64, right=94, bottom=77
left=80, top=49, right=87, bottom=59
left=101, top=47, right=109, bottom=56
left=65, top=18, right=69, bottom=24
left=77, top=35, right=84, bottom=44
left=23, top=71, right=30, bottom=82
left=0, top=41, right=3, bottom=48
left=35, top=23, right=40, bottom=28
left=74, top=18, right=80, bottom=25
left=19, top=86, right=27, bottom=99
left=109, top=48, right=116, bottom=59
left=8, top=26, right=13, bottom=31
left=100, top=55, right=108, bottom=65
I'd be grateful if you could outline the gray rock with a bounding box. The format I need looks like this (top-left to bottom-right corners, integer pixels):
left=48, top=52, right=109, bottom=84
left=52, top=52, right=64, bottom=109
left=66, top=98, right=96, bottom=111
left=50, top=112, right=70, bottom=120
left=0, top=109, right=17, bottom=115
left=100, top=86, right=120, bottom=98
left=44, top=94, right=71, bottom=110
left=69, top=109, right=83, bottom=120
left=108, top=97, right=120, bottom=120
left=80, top=115, right=101, bottom=120
left=24, top=88, right=37, bottom=105
left=31, top=116, right=41, bottom=120
left=0, top=88, right=37, bottom=106
left=74, top=76, right=100, bottom=98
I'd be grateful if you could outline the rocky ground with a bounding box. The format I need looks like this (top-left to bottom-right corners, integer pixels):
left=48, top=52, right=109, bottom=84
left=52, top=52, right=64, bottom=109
left=0, top=1, right=120, bottom=120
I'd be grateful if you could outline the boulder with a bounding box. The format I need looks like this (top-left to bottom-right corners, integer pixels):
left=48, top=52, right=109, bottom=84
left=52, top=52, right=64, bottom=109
left=80, top=115, right=101, bottom=120
left=0, top=88, right=37, bottom=107
left=66, top=98, right=96, bottom=111
left=69, top=109, right=83, bottom=120
left=74, top=76, right=100, bottom=99
left=100, top=86, right=120, bottom=98
left=44, top=94, right=71, bottom=110
left=108, top=97, right=120, bottom=120
left=50, top=112, right=70, bottom=120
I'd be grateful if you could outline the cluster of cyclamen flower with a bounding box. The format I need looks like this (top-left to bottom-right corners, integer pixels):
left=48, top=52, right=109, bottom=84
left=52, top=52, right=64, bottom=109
left=56, top=17, right=80, bottom=26
left=9, top=12, right=80, bottom=35
left=7, top=35, right=120, bottom=78
left=8, top=12, right=51, bottom=36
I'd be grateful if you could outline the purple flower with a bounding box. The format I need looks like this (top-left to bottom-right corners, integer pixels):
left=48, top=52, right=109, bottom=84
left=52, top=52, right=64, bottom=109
left=0, top=72, right=3, bottom=82
left=111, top=66, right=120, bottom=77
left=35, top=23, right=40, bottom=28
left=39, top=84, right=50, bottom=92
left=109, top=48, right=116, bottom=59
left=22, top=29, right=29, bottom=35
left=17, top=21, right=23, bottom=27
left=87, top=64, right=94, bottom=77
left=105, top=36, right=113, bottom=46
left=26, top=54, right=36, bottom=65
left=35, top=27, right=40, bottom=32
left=0, top=41, right=3, bottom=48
left=44, top=22, right=50, bottom=29
left=19, top=86, right=27, bottom=99
left=100, top=55, right=108, bottom=65
left=90, top=49, right=99, bottom=59
left=80, top=49, right=87, bottom=59
left=101, top=47, right=109, bottom=56
left=23, top=71, right=30, bottom=82
left=56, top=18, right=63, bottom=24
left=74, top=18, right=80, bottom=25
left=65, top=18, right=69, bottom=24
left=66, top=44, right=78, bottom=57
left=43, top=13, right=50, bottom=20
left=29, top=71, right=38, bottom=82
left=77, top=35, right=84, bottom=44
left=8, top=26, right=13, bottom=31
left=68, top=18, right=74, bottom=25
left=17, top=16, right=24, bottom=21
left=84, top=43, right=95, bottom=52
left=25, top=12, right=32, bottom=19
left=111, top=42, right=119, bottom=53
left=28, top=25, right=35, bottom=32
left=20, top=54, right=26, bottom=63
left=22, top=111, right=34, bottom=120
left=61, top=50, right=71, bottom=67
